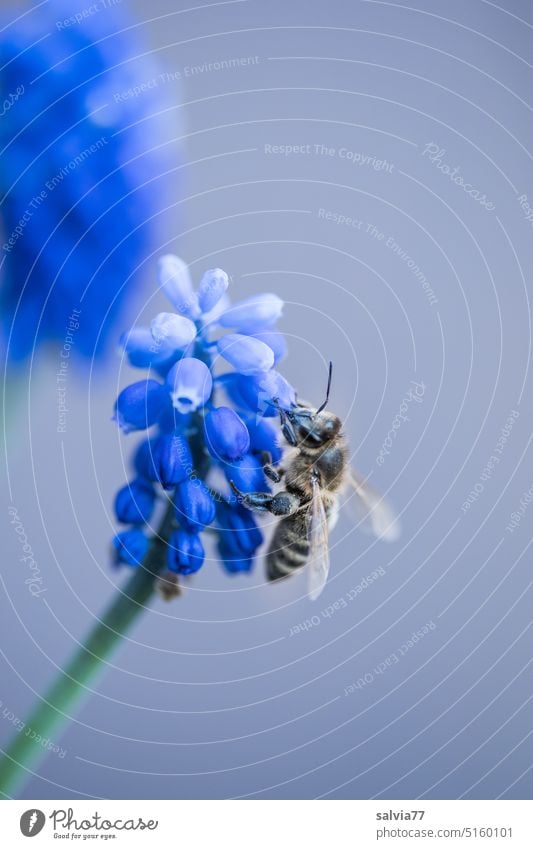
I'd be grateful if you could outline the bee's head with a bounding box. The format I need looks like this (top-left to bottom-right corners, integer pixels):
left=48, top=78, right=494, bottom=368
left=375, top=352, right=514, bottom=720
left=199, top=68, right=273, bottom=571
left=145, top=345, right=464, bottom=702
left=290, top=407, right=342, bottom=445
left=275, top=362, right=340, bottom=447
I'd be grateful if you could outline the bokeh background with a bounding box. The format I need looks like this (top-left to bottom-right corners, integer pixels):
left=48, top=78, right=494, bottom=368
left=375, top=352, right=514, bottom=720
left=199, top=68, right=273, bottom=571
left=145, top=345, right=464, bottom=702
left=1, top=0, right=532, bottom=800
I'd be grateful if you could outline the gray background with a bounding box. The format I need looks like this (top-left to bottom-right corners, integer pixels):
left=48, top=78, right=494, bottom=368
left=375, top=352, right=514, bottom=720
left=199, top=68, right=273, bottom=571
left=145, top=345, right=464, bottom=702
left=1, top=0, right=532, bottom=799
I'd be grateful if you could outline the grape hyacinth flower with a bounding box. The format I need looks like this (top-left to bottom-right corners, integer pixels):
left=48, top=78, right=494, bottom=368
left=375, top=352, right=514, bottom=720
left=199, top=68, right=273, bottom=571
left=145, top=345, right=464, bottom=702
left=0, top=255, right=296, bottom=798
left=113, top=256, right=295, bottom=585
left=0, top=1, right=178, bottom=362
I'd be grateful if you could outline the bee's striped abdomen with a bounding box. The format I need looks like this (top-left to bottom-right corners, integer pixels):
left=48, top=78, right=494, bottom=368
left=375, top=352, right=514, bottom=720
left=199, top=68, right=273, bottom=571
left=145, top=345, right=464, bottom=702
left=266, top=509, right=310, bottom=581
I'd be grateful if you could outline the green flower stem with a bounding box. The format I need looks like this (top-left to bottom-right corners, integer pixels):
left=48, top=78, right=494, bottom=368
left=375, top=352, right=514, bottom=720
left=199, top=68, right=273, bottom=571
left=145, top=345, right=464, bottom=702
left=0, top=501, right=176, bottom=798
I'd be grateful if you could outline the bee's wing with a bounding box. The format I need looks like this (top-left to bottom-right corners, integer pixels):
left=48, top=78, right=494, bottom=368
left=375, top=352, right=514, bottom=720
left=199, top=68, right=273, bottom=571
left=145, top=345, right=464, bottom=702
left=307, top=476, right=330, bottom=601
left=345, top=470, right=401, bottom=542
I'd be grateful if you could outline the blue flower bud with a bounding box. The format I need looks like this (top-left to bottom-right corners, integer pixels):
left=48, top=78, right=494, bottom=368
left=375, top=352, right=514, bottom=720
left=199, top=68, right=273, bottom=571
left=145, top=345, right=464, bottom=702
left=133, top=438, right=158, bottom=481
left=219, top=293, right=283, bottom=333
left=157, top=405, right=192, bottom=435
left=204, top=406, right=250, bottom=462
left=158, top=254, right=200, bottom=319
left=251, top=330, right=287, bottom=364
left=151, top=432, right=193, bottom=489
left=216, top=501, right=263, bottom=572
left=197, top=268, right=229, bottom=314
left=174, top=479, right=216, bottom=531
left=235, top=371, right=296, bottom=418
left=151, top=312, right=197, bottom=351
left=113, top=379, right=168, bottom=433
left=218, top=549, right=254, bottom=574
left=114, top=478, right=156, bottom=525
left=112, top=528, right=148, bottom=567
left=224, top=453, right=268, bottom=493
left=167, top=530, right=205, bottom=574
left=216, top=334, right=274, bottom=375
left=245, top=418, right=283, bottom=464
left=120, top=328, right=175, bottom=369
left=166, top=357, right=213, bottom=413
left=201, top=293, right=231, bottom=329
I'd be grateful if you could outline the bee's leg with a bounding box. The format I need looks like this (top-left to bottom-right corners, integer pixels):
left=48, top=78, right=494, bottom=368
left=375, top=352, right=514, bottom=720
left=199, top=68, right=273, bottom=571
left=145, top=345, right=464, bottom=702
left=278, top=412, right=298, bottom=447
left=230, top=482, right=301, bottom=516
left=260, top=450, right=285, bottom=484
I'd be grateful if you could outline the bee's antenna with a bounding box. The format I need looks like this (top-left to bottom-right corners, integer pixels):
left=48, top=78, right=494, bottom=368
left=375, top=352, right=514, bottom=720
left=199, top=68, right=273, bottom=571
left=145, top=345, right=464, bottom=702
left=315, top=361, right=333, bottom=415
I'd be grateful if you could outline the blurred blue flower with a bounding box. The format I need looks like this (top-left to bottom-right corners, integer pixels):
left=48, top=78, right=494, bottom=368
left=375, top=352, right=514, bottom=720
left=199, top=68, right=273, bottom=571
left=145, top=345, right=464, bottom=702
left=0, top=1, right=178, bottom=361
left=112, top=255, right=296, bottom=579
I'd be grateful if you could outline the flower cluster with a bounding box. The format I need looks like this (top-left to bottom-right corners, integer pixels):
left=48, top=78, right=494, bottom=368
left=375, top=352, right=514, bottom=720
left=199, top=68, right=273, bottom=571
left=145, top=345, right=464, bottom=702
left=112, top=256, right=296, bottom=578
left=0, top=1, right=178, bottom=361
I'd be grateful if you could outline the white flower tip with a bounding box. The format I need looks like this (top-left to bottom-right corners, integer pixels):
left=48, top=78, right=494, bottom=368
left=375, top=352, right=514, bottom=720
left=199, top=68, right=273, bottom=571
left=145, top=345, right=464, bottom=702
left=150, top=312, right=197, bottom=349
left=157, top=254, right=200, bottom=318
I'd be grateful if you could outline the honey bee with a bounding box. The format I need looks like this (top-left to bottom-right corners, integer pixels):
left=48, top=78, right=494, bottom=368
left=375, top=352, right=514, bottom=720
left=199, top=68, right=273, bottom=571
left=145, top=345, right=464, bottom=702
left=231, top=363, right=400, bottom=600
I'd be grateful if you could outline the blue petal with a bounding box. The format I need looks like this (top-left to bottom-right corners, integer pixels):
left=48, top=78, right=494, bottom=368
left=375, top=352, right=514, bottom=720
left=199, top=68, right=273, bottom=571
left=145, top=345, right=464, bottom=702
left=158, top=255, right=200, bottom=319
left=224, top=453, right=268, bottom=493
left=151, top=431, right=193, bottom=490
left=218, top=293, right=283, bottom=334
left=216, top=501, right=263, bottom=570
left=112, top=528, right=148, bottom=567
left=216, top=334, right=274, bottom=375
left=251, top=331, right=287, bottom=364
left=234, top=371, right=296, bottom=419
left=166, top=357, right=213, bottom=413
left=218, top=550, right=254, bottom=574
left=197, top=268, right=229, bottom=314
left=133, top=438, right=158, bottom=481
left=167, top=530, right=205, bottom=574
left=151, top=313, right=197, bottom=350
left=120, top=328, right=176, bottom=369
left=174, top=479, right=216, bottom=531
left=114, top=478, right=156, bottom=525
left=113, top=380, right=167, bottom=433
left=245, top=417, right=283, bottom=464
left=204, top=406, right=250, bottom=462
